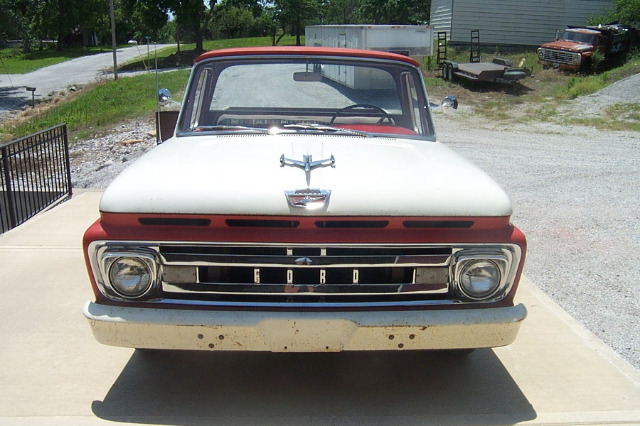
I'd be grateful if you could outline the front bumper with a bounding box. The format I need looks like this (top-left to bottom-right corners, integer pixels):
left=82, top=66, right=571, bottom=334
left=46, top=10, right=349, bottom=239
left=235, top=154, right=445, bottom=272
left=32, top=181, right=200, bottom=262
left=83, top=301, right=527, bottom=352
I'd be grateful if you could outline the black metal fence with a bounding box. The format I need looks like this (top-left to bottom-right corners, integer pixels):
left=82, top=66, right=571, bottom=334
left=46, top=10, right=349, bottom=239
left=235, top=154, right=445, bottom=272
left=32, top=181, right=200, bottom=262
left=1, top=124, right=72, bottom=234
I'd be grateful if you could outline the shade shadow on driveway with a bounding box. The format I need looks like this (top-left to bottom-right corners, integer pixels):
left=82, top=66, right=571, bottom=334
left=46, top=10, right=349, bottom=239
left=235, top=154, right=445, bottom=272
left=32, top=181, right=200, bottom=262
left=92, top=349, right=535, bottom=424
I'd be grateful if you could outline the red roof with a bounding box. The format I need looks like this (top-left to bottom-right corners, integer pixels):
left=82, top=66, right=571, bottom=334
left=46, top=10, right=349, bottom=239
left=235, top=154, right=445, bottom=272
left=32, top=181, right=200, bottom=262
left=195, top=46, right=421, bottom=67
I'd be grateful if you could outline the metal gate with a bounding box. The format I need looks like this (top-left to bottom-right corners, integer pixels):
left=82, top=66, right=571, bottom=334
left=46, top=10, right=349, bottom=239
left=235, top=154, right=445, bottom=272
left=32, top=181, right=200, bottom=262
left=1, top=124, right=72, bottom=234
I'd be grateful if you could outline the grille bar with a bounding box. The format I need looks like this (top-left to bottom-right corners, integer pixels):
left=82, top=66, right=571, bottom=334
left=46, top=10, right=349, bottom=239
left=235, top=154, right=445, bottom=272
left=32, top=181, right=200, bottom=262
left=159, top=243, right=453, bottom=300
left=161, top=253, right=450, bottom=267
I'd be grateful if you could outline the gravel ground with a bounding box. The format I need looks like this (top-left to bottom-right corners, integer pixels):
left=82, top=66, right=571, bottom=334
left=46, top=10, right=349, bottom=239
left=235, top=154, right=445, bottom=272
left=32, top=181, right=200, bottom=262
left=70, top=118, right=158, bottom=189
left=436, top=117, right=640, bottom=370
left=69, top=76, right=640, bottom=370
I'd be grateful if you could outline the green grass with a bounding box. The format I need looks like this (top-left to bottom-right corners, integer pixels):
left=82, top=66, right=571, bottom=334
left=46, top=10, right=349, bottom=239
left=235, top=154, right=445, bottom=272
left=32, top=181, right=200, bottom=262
left=203, top=35, right=301, bottom=49
left=2, top=69, right=190, bottom=141
left=121, top=36, right=302, bottom=71
left=0, top=45, right=115, bottom=74
left=560, top=73, right=610, bottom=99
left=599, top=103, right=640, bottom=131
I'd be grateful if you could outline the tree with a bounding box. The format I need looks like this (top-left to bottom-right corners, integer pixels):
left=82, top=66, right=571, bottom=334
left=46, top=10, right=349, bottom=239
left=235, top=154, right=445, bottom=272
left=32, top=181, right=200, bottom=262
left=122, top=0, right=170, bottom=42
left=214, top=4, right=256, bottom=38
left=274, top=0, right=319, bottom=45
left=123, top=0, right=214, bottom=51
left=221, top=0, right=264, bottom=17
left=75, top=0, right=111, bottom=46
left=28, top=0, right=114, bottom=49
left=614, top=0, right=640, bottom=26
left=0, top=0, right=31, bottom=49
left=169, top=0, right=216, bottom=52
left=213, top=0, right=276, bottom=39
left=359, top=0, right=386, bottom=24
left=359, top=0, right=430, bottom=25
left=322, top=0, right=362, bottom=24
left=588, top=0, right=640, bottom=27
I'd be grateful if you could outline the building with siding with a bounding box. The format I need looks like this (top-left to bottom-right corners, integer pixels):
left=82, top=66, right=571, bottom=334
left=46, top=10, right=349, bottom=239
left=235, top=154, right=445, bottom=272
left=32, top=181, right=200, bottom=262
left=430, top=0, right=614, bottom=47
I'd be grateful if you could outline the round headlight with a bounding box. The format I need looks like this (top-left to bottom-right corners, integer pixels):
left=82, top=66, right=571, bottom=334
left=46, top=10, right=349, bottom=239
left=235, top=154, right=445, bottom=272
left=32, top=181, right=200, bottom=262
left=108, top=257, right=153, bottom=297
left=458, top=259, right=502, bottom=300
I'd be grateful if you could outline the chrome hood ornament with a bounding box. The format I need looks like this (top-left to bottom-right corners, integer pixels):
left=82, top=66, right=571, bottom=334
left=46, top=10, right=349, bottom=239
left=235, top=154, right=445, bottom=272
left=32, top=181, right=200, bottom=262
left=280, top=154, right=335, bottom=172
left=281, top=154, right=334, bottom=209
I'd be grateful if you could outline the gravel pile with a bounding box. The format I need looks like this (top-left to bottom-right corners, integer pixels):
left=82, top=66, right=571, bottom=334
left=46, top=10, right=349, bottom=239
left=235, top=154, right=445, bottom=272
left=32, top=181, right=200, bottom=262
left=70, top=119, right=157, bottom=189
left=559, top=72, right=640, bottom=120
left=68, top=76, right=640, bottom=370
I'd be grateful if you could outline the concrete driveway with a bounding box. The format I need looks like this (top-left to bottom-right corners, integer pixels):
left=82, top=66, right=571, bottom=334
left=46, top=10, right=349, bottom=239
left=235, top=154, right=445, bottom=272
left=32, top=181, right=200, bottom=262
left=0, top=191, right=639, bottom=425
left=0, top=44, right=175, bottom=122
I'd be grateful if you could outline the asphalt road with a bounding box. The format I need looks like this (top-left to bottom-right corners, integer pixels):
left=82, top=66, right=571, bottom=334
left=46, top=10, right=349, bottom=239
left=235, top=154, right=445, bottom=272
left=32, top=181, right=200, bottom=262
left=0, top=44, right=174, bottom=123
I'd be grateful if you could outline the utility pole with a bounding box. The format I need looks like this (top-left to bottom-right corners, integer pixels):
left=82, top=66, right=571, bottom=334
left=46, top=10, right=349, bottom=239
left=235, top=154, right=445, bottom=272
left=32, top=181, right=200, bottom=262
left=109, top=0, right=118, bottom=80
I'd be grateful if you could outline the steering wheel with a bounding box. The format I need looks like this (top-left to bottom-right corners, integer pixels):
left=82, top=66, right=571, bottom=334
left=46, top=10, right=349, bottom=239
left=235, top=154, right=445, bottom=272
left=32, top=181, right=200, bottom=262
left=330, top=104, right=393, bottom=125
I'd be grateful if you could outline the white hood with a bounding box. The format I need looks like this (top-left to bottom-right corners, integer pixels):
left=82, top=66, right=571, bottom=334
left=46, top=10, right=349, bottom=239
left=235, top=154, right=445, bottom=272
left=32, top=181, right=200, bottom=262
left=99, top=134, right=512, bottom=217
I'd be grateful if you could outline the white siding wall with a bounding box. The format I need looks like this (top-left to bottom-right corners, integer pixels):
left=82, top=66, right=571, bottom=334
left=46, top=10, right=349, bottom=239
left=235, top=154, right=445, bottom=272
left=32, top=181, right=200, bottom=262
left=430, top=0, right=454, bottom=40
left=431, top=0, right=613, bottom=47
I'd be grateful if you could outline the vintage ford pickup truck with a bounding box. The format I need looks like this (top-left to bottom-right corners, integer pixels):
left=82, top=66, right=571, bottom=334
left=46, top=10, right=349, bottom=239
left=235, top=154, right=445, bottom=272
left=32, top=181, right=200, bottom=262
left=83, top=46, right=527, bottom=352
left=538, top=25, right=635, bottom=71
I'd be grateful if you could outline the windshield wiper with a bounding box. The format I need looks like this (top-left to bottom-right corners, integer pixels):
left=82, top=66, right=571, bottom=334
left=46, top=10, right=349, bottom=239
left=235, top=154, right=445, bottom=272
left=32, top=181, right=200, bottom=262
left=193, top=123, right=371, bottom=137
left=193, top=125, right=270, bottom=133
left=279, top=123, right=370, bottom=137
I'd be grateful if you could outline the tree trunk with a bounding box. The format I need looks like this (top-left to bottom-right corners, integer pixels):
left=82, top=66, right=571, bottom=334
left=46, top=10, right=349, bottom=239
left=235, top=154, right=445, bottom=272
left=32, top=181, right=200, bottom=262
left=56, top=0, right=66, bottom=51
left=176, top=23, right=181, bottom=53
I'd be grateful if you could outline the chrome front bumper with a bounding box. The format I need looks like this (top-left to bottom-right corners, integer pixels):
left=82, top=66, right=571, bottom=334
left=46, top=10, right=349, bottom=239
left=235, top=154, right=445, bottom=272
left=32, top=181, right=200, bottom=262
left=83, top=301, right=527, bottom=352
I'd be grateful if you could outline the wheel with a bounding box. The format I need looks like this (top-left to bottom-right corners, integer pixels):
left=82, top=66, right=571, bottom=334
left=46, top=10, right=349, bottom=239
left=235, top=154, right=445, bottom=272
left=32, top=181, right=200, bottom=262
left=446, top=64, right=454, bottom=81
left=330, top=104, right=393, bottom=125
left=442, top=64, right=448, bottom=80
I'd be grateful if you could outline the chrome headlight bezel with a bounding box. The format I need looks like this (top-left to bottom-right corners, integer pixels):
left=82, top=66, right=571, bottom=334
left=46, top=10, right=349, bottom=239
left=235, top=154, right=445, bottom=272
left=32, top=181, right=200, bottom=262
left=452, top=246, right=520, bottom=302
left=573, top=53, right=582, bottom=65
left=89, top=242, right=159, bottom=301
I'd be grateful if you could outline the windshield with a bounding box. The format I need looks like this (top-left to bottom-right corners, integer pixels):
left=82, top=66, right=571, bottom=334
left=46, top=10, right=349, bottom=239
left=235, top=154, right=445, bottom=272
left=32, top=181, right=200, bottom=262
left=178, top=55, right=434, bottom=138
left=559, top=30, right=597, bottom=45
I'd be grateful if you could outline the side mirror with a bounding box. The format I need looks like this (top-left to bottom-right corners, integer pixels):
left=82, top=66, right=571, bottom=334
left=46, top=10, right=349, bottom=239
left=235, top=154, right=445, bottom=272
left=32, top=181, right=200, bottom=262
left=158, top=88, right=172, bottom=103
left=440, top=96, right=458, bottom=114
left=441, top=96, right=458, bottom=112
left=429, top=96, right=458, bottom=114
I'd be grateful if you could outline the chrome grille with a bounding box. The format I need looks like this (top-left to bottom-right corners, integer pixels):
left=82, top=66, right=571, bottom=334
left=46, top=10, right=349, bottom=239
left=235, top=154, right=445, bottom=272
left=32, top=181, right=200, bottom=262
left=158, top=244, right=453, bottom=302
left=89, top=241, right=522, bottom=306
left=539, top=48, right=577, bottom=65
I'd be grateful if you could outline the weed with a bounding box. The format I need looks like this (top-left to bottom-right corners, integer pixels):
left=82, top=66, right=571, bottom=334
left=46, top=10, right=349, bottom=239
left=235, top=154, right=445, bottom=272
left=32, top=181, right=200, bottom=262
left=589, top=51, right=606, bottom=73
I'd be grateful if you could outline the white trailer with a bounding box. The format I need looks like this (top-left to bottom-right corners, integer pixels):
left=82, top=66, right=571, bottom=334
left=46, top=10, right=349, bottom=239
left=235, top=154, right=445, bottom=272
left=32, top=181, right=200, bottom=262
left=305, top=25, right=433, bottom=56
left=305, top=25, right=433, bottom=90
